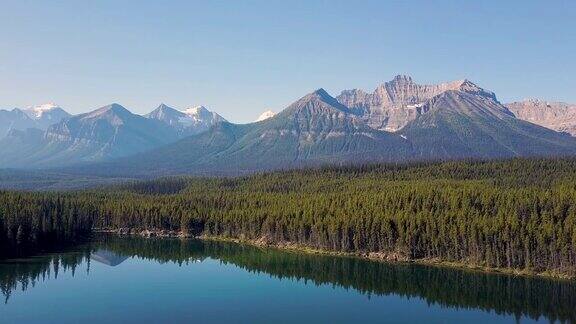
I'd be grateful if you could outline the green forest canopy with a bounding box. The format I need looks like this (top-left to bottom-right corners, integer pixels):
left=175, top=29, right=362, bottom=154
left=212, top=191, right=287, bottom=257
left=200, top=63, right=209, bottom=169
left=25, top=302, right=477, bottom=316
left=1, top=158, right=576, bottom=277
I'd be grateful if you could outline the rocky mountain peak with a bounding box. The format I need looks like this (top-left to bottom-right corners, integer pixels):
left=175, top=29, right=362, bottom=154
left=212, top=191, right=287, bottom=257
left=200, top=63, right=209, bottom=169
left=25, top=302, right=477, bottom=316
left=184, top=105, right=225, bottom=121
left=99, top=103, right=130, bottom=114
left=451, top=79, right=497, bottom=101
left=309, top=88, right=334, bottom=100
left=183, top=105, right=210, bottom=116
left=336, top=76, right=499, bottom=131
left=1, top=106, right=67, bottom=138
left=145, top=104, right=226, bottom=134
left=273, top=89, right=361, bottom=134
left=156, top=103, right=173, bottom=111
left=526, top=98, right=547, bottom=105
left=290, top=89, right=352, bottom=115
left=21, top=104, right=70, bottom=130
left=0, top=108, right=33, bottom=137
left=390, top=74, right=414, bottom=84
left=80, top=103, right=133, bottom=125
left=108, top=103, right=128, bottom=111
left=9, top=108, right=29, bottom=118
left=146, top=104, right=185, bottom=125
left=150, top=103, right=181, bottom=115
left=339, top=88, right=369, bottom=97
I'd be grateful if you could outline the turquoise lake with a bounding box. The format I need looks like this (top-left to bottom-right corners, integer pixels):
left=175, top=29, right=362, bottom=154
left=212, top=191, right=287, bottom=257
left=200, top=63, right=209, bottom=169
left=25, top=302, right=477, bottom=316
left=1, top=236, right=574, bottom=323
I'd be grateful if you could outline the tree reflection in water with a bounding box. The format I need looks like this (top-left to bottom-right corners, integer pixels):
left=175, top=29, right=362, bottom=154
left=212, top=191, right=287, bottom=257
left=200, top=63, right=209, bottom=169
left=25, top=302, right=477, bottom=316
left=1, top=235, right=574, bottom=323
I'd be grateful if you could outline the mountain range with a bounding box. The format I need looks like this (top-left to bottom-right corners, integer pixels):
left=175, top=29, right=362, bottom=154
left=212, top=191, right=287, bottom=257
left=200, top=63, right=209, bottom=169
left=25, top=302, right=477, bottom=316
left=0, top=103, right=71, bottom=138
left=336, top=75, right=498, bottom=131
left=145, top=104, right=227, bottom=136
left=1, top=75, right=576, bottom=178
left=0, top=103, right=224, bottom=168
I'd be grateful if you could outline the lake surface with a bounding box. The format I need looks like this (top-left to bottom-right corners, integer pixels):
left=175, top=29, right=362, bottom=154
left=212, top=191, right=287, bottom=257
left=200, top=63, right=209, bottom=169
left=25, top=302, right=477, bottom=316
left=1, top=236, right=574, bottom=324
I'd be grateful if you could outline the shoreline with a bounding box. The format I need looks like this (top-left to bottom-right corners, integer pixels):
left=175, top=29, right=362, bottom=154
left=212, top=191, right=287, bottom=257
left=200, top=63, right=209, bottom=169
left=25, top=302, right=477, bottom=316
left=95, top=228, right=575, bottom=281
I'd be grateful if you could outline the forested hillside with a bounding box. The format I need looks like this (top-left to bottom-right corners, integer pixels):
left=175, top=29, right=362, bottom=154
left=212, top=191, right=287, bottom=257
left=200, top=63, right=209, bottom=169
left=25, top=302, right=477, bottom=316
left=1, top=158, right=576, bottom=277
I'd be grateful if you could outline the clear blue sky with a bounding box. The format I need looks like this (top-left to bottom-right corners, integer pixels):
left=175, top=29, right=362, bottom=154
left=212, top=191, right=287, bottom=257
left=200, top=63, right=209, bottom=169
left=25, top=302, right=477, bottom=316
left=0, top=0, right=574, bottom=123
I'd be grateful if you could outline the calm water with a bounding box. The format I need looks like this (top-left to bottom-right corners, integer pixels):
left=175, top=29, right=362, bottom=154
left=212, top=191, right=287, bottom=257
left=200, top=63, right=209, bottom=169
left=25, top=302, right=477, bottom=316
left=1, top=236, right=574, bottom=324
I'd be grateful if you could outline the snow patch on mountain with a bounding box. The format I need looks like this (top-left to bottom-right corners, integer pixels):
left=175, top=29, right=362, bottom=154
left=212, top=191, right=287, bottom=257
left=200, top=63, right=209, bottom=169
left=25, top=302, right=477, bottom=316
left=26, top=103, right=61, bottom=119
left=256, top=110, right=276, bottom=122
left=146, top=104, right=226, bottom=135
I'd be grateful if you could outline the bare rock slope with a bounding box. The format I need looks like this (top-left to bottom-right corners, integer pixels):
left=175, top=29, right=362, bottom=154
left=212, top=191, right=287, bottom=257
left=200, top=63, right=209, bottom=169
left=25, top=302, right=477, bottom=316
left=337, top=75, right=496, bottom=132
left=506, top=100, right=576, bottom=136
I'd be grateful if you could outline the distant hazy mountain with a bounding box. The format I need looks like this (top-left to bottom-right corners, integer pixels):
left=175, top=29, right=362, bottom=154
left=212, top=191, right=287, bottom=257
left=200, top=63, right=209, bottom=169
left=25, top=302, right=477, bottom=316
left=0, top=104, right=70, bottom=139
left=145, top=103, right=226, bottom=135
left=337, top=75, right=496, bottom=132
left=0, top=128, right=46, bottom=167
left=0, top=108, right=36, bottom=138
left=255, top=110, right=276, bottom=122
left=506, top=100, right=576, bottom=136
left=24, top=103, right=71, bottom=129
left=0, top=103, right=180, bottom=168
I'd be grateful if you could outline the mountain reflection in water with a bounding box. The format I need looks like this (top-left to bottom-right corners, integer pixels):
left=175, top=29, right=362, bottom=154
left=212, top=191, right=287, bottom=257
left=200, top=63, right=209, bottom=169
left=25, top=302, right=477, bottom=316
left=91, top=249, right=129, bottom=267
left=0, top=235, right=574, bottom=323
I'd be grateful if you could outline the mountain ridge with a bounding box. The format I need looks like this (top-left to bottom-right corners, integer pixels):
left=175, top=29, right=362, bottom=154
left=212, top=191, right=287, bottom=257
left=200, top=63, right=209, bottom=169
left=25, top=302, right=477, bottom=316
left=58, top=84, right=576, bottom=177
left=146, top=103, right=226, bottom=135
left=0, top=104, right=71, bottom=139
left=506, top=99, right=576, bottom=136
left=1, top=75, right=576, bottom=175
left=336, top=75, right=498, bottom=131
left=0, top=103, right=180, bottom=168
left=24, top=103, right=71, bottom=129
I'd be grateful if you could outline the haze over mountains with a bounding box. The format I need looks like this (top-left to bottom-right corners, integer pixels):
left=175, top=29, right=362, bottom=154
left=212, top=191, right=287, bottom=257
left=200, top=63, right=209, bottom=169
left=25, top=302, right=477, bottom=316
left=0, top=102, right=224, bottom=168
left=0, top=103, right=71, bottom=138
left=1, top=75, right=576, bottom=179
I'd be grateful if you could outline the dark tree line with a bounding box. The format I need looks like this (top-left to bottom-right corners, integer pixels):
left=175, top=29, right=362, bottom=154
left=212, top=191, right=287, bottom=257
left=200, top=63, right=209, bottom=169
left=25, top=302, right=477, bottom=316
left=1, top=158, right=576, bottom=277
left=0, top=192, right=94, bottom=259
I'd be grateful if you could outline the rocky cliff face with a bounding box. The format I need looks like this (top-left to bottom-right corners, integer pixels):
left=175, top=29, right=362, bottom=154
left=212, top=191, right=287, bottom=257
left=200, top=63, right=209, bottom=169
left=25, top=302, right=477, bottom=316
left=506, top=100, right=576, bottom=136
left=337, top=75, right=497, bottom=131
